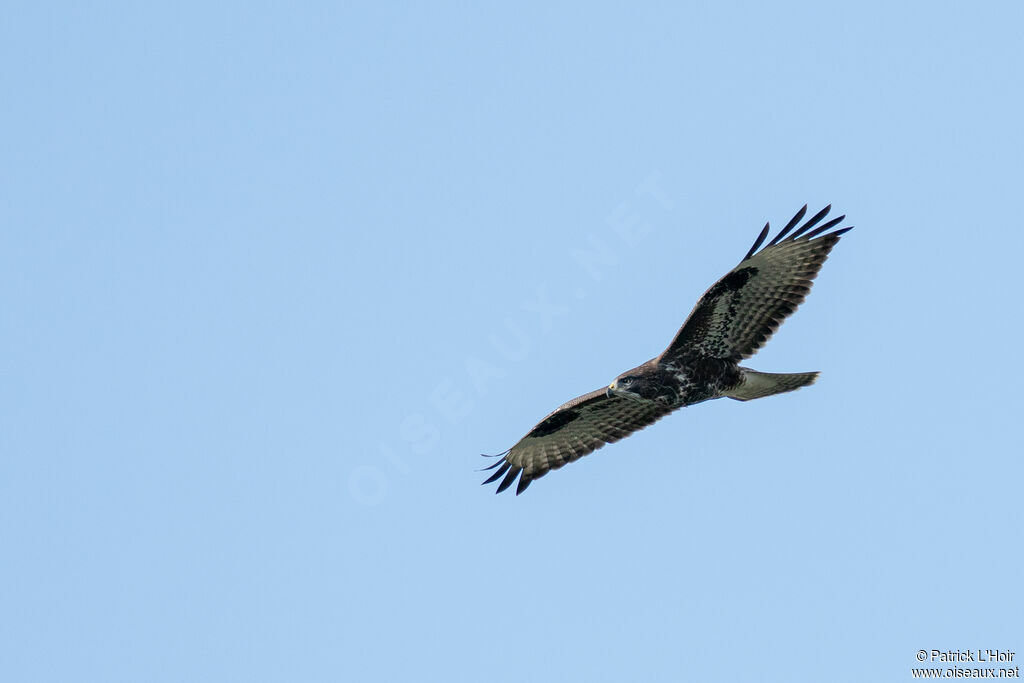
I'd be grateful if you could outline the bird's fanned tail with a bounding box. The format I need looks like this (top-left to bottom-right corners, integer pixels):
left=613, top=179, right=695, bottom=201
left=721, top=368, right=819, bottom=401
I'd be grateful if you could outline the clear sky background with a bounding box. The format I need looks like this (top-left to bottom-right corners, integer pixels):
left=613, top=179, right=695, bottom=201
left=3, top=3, right=1022, bottom=682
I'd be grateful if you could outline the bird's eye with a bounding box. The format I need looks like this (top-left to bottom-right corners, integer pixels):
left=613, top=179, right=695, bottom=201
left=620, top=376, right=632, bottom=385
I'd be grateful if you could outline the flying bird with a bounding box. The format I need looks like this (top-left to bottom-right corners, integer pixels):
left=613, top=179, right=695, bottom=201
left=482, top=204, right=851, bottom=495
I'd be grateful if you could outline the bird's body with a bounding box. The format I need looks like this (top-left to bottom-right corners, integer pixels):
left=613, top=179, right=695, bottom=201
left=483, top=205, right=851, bottom=495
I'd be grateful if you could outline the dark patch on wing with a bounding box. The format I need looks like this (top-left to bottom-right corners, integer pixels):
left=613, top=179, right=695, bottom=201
left=667, top=268, right=754, bottom=359
left=527, top=409, right=579, bottom=437
left=705, top=267, right=757, bottom=298
left=659, top=206, right=851, bottom=364
left=482, top=388, right=676, bottom=495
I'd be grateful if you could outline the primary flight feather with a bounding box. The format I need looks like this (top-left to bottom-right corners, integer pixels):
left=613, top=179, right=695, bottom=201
left=482, top=205, right=851, bottom=495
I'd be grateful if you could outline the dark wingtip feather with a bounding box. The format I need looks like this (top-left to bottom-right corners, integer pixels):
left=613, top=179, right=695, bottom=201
left=482, top=462, right=511, bottom=485
left=515, top=476, right=533, bottom=495
left=796, top=214, right=844, bottom=238
left=802, top=217, right=849, bottom=240
left=743, top=205, right=852, bottom=260
left=788, top=204, right=809, bottom=228
left=477, top=458, right=507, bottom=472
left=744, top=222, right=771, bottom=261
left=495, top=467, right=522, bottom=494
left=792, top=204, right=832, bottom=239
left=790, top=211, right=840, bottom=240
left=767, top=204, right=808, bottom=246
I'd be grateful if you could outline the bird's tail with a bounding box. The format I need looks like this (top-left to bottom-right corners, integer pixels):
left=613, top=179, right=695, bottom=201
left=723, top=367, right=819, bottom=402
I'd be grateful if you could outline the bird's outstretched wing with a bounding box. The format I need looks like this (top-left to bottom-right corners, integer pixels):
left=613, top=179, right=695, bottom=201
left=481, top=389, right=674, bottom=495
left=659, top=205, right=851, bottom=364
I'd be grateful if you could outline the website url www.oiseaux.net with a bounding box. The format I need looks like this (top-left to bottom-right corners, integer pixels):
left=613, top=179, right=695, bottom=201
left=911, top=666, right=1020, bottom=679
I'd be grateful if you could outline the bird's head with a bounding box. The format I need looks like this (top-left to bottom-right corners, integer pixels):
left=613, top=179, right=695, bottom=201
left=608, top=375, right=634, bottom=399
left=607, top=366, right=654, bottom=400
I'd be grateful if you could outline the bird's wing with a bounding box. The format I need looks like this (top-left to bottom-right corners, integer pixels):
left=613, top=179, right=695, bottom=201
left=659, top=205, right=851, bottom=363
left=481, top=388, right=674, bottom=495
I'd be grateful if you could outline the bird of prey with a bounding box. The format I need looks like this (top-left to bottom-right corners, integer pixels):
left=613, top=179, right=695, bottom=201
left=482, top=204, right=851, bottom=495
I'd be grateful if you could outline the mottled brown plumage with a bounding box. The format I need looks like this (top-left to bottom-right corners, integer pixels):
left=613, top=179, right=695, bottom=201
left=483, top=205, right=851, bottom=495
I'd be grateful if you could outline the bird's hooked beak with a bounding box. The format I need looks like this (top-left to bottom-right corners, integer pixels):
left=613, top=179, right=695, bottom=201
left=606, top=380, right=617, bottom=399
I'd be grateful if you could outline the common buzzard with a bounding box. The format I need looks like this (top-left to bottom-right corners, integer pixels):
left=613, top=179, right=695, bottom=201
left=482, top=205, right=851, bottom=495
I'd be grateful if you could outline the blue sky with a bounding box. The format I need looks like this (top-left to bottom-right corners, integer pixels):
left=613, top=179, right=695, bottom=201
left=3, top=2, right=1022, bottom=682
